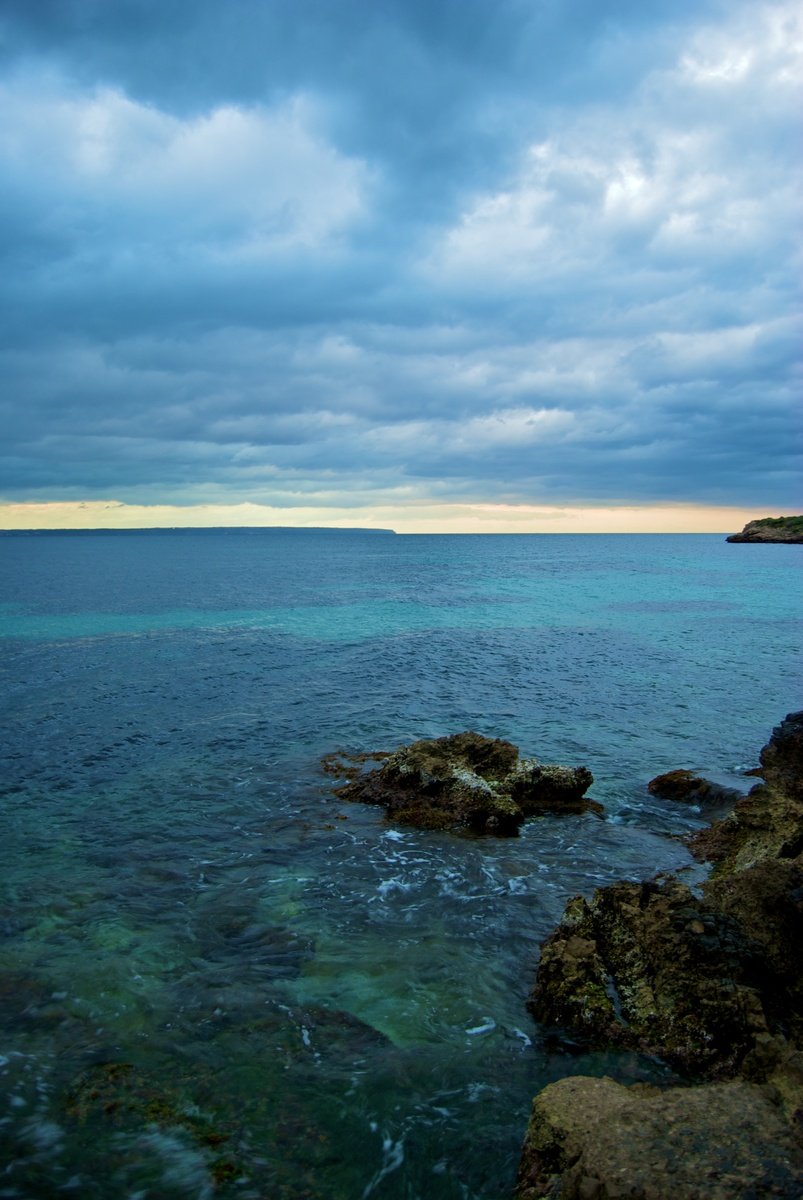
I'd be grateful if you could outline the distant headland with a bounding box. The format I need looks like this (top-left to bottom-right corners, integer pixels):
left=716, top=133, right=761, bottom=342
left=726, top=516, right=803, bottom=543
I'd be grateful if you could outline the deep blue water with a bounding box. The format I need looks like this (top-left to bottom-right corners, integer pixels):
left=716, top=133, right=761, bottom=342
left=0, top=530, right=800, bottom=1199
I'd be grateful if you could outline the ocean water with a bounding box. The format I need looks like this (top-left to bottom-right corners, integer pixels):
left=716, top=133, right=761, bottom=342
left=0, top=529, right=800, bottom=1199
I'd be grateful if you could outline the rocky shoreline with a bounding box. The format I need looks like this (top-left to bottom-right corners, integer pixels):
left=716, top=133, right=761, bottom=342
left=324, top=717, right=803, bottom=1195
left=516, top=711, right=803, bottom=1198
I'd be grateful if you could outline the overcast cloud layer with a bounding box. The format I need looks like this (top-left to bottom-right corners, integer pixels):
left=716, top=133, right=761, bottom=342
left=1, top=0, right=800, bottom=524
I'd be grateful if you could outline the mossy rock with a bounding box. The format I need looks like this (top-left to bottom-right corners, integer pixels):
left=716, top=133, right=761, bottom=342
left=516, top=1075, right=803, bottom=1199
left=688, top=711, right=803, bottom=873
left=528, top=877, right=769, bottom=1076
left=325, top=732, right=597, bottom=834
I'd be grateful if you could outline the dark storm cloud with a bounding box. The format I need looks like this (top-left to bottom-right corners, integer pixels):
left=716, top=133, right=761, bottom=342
left=0, top=0, right=800, bottom=513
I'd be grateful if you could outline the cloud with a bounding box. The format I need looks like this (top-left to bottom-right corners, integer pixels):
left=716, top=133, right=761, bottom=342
left=0, top=73, right=370, bottom=270
left=0, top=1, right=800, bottom=522
left=426, top=6, right=801, bottom=316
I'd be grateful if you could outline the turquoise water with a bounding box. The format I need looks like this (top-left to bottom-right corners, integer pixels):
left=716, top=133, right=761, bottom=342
left=0, top=531, right=800, bottom=1198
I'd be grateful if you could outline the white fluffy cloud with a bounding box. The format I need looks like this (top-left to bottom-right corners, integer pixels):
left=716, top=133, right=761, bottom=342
left=0, top=75, right=369, bottom=259
left=429, top=2, right=801, bottom=305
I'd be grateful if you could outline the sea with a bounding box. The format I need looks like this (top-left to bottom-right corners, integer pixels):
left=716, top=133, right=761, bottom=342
left=0, top=529, right=800, bottom=1199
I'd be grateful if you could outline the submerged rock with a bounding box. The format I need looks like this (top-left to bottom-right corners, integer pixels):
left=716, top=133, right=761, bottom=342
left=647, top=768, right=742, bottom=809
left=325, top=732, right=597, bottom=834
left=515, top=1074, right=803, bottom=1200
left=726, top=515, right=803, bottom=543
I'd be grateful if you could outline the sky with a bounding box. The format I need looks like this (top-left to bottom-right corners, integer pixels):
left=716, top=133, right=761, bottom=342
left=0, top=0, right=800, bottom=532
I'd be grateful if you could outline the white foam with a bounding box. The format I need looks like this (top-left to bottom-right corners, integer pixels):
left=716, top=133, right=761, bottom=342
left=376, top=876, right=413, bottom=900
left=465, top=1017, right=496, bottom=1036
left=361, top=1129, right=405, bottom=1198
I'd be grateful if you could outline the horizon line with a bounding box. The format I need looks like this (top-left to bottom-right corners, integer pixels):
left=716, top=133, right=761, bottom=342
left=0, top=525, right=749, bottom=536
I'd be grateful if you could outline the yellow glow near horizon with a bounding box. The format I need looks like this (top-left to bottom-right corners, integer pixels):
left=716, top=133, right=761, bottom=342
left=0, top=499, right=775, bottom=533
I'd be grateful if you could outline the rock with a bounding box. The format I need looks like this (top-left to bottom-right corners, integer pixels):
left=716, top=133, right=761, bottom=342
left=528, top=877, right=769, bottom=1076
left=515, top=1074, right=803, bottom=1200
left=688, top=711, right=803, bottom=873
left=727, top=516, right=803, bottom=543
left=326, top=732, right=597, bottom=834
left=761, top=710, right=803, bottom=803
left=703, top=859, right=803, bottom=1045
left=648, top=769, right=743, bottom=808
left=520, top=712, right=803, bottom=1197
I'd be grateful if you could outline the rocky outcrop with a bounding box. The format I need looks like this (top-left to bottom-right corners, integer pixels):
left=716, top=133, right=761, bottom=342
left=324, top=732, right=598, bottom=834
left=647, top=768, right=742, bottom=809
left=527, top=876, right=769, bottom=1076
left=705, top=859, right=803, bottom=1045
left=727, top=516, right=803, bottom=543
left=688, top=710, right=803, bottom=873
left=519, top=712, right=803, bottom=1197
left=516, top=1074, right=803, bottom=1200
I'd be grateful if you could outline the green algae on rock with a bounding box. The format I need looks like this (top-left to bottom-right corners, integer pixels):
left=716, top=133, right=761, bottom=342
left=726, top=515, right=803, bottom=542
left=324, top=732, right=598, bottom=834
left=515, top=1074, right=803, bottom=1200
left=527, top=876, right=769, bottom=1076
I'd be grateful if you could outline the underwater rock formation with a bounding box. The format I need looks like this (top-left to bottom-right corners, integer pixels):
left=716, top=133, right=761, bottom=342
left=726, top=516, right=803, bottom=543
left=324, top=731, right=597, bottom=834
left=519, top=711, right=803, bottom=1197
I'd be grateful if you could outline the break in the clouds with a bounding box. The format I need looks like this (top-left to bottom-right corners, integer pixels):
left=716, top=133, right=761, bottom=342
left=0, top=0, right=800, bottom=525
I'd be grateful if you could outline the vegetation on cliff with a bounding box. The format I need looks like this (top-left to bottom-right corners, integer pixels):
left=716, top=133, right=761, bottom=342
left=727, top=515, right=803, bottom=542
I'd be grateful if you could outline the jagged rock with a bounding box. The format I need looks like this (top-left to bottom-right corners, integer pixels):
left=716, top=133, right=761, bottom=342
left=688, top=711, right=803, bottom=873
left=528, top=877, right=769, bottom=1075
left=761, top=710, right=803, bottom=802
left=325, top=731, right=597, bottom=834
left=521, top=713, right=803, bottom=1198
left=726, top=516, right=803, bottom=543
left=703, top=859, right=803, bottom=1044
left=515, top=1075, right=803, bottom=1200
left=647, top=768, right=742, bottom=808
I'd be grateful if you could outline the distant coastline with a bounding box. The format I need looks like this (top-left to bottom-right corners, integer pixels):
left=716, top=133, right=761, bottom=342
left=0, top=526, right=398, bottom=537
left=0, top=528, right=749, bottom=537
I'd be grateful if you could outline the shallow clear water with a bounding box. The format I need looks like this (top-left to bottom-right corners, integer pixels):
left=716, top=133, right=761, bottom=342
left=0, top=531, right=800, bottom=1198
